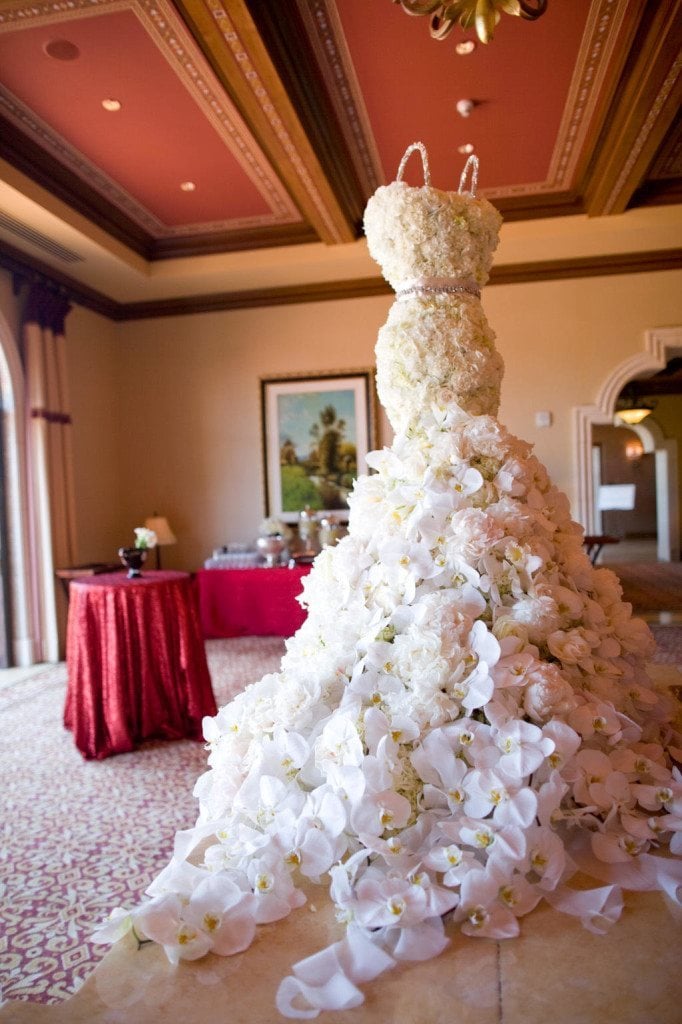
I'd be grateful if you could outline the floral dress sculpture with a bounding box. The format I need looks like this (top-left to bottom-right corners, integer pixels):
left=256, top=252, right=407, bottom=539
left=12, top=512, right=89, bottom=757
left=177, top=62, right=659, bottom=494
left=97, top=144, right=682, bottom=1017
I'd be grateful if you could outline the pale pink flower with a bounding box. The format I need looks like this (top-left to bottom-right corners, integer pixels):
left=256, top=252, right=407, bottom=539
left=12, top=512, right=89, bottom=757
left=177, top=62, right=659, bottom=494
left=569, top=701, right=623, bottom=743
left=523, top=663, right=577, bottom=723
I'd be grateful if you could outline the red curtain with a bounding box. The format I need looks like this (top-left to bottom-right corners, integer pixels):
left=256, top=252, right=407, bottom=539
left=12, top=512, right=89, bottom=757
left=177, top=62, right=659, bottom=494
left=23, top=283, right=75, bottom=661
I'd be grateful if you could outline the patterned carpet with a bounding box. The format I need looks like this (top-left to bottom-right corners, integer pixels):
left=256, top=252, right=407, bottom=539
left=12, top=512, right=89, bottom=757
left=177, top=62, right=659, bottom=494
left=0, top=630, right=680, bottom=1007
left=0, top=637, right=285, bottom=1006
left=609, top=561, right=682, bottom=612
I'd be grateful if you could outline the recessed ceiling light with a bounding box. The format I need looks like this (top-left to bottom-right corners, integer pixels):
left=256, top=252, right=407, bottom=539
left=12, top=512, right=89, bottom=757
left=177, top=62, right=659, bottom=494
left=44, top=38, right=80, bottom=61
left=101, top=98, right=122, bottom=112
left=458, top=143, right=475, bottom=155
left=180, top=181, right=196, bottom=192
left=456, top=39, right=476, bottom=55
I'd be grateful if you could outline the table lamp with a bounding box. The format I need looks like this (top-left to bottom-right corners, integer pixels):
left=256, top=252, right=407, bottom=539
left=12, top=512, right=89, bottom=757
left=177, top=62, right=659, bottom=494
left=144, top=514, right=177, bottom=569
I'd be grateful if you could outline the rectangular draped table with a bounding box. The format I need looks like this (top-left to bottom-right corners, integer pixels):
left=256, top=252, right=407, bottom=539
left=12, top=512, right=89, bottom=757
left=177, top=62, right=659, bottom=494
left=65, top=570, right=217, bottom=760
left=196, top=566, right=311, bottom=638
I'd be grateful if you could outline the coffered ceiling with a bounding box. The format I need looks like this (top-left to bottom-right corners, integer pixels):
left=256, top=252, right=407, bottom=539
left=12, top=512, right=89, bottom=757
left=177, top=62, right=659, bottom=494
left=0, top=0, right=680, bottom=319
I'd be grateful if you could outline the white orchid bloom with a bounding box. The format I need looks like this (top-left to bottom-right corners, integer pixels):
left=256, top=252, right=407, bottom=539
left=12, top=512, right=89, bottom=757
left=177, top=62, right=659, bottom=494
left=523, top=824, right=567, bottom=891
left=134, top=893, right=212, bottom=964
left=352, top=867, right=452, bottom=930
left=492, top=720, right=555, bottom=780
left=350, top=787, right=412, bottom=837
left=488, top=864, right=541, bottom=918
left=314, top=712, right=365, bottom=772
left=464, top=768, right=538, bottom=829
left=247, top=853, right=306, bottom=924
left=569, top=700, right=624, bottom=744
left=180, top=874, right=257, bottom=956
left=453, top=819, right=527, bottom=869
left=271, top=787, right=349, bottom=881
left=363, top=706, right=419, bottom=761
left=410, top=728, right=472, bottom=814
left=454, top=869, right=520, bottom=939
left=632, top=779, right=680, bottom=814
left=235, top=772, right=305, bottom=829
left=424, top=842, right=477, bottom=887
left=91, top=907, right=134, bottom=945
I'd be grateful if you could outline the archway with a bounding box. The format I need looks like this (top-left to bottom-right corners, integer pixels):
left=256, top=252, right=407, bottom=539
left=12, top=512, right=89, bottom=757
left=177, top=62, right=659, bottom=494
left=0, top=309, right=36, bottom=665
left=574, top=326, right=682, bottom=561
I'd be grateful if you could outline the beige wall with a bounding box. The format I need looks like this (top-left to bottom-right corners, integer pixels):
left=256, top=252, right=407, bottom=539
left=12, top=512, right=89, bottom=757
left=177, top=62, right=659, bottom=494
left=3, top=266, right=681, bottom=574
left=61, top=268, right=682, bottom=572
left=93, top=298, right=393, bottom=570
left=65, top=304, right=121, bottom=563
left=488, top=271, right=682, bottom=494
left=0, top=269, right=21, bottom=341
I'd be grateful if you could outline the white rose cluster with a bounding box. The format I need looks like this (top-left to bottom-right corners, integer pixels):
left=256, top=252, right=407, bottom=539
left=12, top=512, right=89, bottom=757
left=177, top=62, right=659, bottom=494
left=94, top=149, right=681, bottom=1019
left=376, top=297, right=504, bottom=432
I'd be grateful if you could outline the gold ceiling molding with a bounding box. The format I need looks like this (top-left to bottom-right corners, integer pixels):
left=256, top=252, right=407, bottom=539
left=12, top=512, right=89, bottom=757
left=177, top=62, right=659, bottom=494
left=585, top=0, right=682, bottom=216
left=5, top=238, right=679, bottom=325
left=602, top=53, right=679, bottom=211
left=545, top=0, right=632, bottom=191
left=179, top=0, right=356, bottom=244
left=0, top=0, right=300, bottom=235
left=295, top=0, right=384, bottom=195
left=392, top=0, right=547, bottom=45
left=483, top=0, right=633, bottom=200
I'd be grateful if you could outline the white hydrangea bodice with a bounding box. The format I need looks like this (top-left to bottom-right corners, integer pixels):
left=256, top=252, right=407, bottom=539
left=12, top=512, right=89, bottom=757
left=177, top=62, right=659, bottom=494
left=364, top=144, right=504, bottom=432
left=364, top=180, right=501, bottom=290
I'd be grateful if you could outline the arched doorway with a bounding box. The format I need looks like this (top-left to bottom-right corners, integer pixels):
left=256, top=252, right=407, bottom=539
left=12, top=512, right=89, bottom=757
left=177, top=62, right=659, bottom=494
left=0, top=309, right=36, bottom=666
left=574, top=326, right=682, bottom=561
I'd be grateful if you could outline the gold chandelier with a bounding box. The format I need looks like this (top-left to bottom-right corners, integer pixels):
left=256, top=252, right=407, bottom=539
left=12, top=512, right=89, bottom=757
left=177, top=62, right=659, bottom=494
left=393, top=1, right=548, bottom=45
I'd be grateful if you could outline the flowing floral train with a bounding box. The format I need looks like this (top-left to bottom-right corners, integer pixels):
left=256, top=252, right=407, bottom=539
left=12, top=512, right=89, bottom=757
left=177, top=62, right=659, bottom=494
left=94, top=144, right=682, bottom=1018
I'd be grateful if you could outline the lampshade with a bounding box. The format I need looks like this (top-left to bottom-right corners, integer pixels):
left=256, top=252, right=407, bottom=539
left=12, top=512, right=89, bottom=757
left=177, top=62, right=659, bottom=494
left=144, top=515, right=177, bottom=546
left=614, top=407, right=653, bottom=425
left=614, top=384, right=655, bottom=426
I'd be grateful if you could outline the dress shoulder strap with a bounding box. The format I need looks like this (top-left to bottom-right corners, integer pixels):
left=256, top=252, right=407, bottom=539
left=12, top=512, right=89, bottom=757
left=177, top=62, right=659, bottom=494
left=396, top=142, right=431, bottom=186
left=396, top=142, right=480, bottom=196
left=458, top=154, right=479, bottom=197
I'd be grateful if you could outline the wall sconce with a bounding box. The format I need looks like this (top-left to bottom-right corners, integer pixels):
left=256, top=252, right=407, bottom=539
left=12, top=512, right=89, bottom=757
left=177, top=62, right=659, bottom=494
left=615, top=404, right=654, bottom=426
left=624, top=439, right=644, bottom=461
left=144, top=514, right=177, bottom=569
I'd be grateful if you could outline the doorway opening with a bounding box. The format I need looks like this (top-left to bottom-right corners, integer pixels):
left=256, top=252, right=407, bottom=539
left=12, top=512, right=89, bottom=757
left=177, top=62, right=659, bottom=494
left=574, top=327, right=682, bottom=563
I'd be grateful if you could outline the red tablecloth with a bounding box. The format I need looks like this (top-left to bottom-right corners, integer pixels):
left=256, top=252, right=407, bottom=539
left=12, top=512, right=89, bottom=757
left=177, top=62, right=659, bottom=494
left=64, top=571, right=217, bottom=760
left=196, top=566, right=311, bottom=638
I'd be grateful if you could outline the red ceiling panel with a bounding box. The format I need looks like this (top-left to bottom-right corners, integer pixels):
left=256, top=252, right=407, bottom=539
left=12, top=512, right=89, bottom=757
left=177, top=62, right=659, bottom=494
left=335, top=0, right=592, bottom=191
left=0, top=8, right=273, bottom=225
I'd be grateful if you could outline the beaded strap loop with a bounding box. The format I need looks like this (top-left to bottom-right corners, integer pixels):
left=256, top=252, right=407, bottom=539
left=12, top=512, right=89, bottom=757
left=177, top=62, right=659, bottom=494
left=458, top=154, right=479, bottom=197
left=396, top=142, right=431, bottom=186
left=397, top=143, right=479, bottom=196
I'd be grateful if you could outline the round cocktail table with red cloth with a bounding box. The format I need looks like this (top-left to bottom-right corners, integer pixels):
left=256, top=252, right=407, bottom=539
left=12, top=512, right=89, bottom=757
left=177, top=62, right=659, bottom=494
left=64, top=570, right=217, bottom=760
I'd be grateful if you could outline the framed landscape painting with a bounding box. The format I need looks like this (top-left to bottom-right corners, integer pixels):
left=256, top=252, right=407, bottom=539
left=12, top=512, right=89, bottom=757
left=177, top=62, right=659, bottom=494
left=261, top=371, right=375, bottom=523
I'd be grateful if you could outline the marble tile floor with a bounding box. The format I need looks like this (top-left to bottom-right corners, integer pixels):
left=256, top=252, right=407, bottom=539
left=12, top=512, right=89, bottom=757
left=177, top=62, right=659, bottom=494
left=1, top=881, right=680, bottom=1024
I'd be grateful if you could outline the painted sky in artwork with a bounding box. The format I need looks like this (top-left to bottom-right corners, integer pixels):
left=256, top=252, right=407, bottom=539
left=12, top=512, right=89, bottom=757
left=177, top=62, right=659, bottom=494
left=277, top=389, right=357, bottom=457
